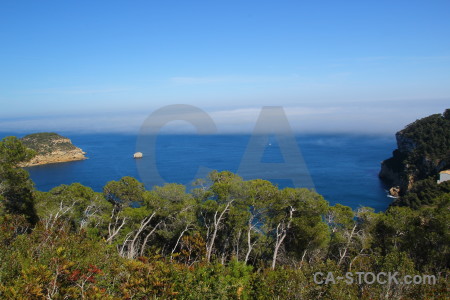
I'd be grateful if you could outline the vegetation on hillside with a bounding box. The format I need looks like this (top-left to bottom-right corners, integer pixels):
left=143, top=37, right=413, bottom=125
left=381, top=109, right=450, bottom=208
left=0, top=137, right=38, bottom=224
left=397, top=177, right=450, bottom=209
left=401, top=109, right=450, bottom=161
left=20, top=132, right=79, bottom=155
left=0, top=136, right=448, bottom=299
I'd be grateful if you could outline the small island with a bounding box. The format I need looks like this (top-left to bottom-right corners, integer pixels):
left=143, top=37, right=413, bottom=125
left=18, top=132, right=86, bottom=167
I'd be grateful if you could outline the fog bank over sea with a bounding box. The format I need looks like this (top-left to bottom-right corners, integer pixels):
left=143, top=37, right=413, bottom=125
left=1, top=98, right=449, bottom=135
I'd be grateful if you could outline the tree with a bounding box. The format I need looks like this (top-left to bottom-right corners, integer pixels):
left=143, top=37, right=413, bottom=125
left=287, top=189, right=329, bottom=263
left=197, top=171, right=244, bottom=263
left=241, top=179, right=276, bottom=264
left=138, top=183, right=195, bottom=258
left=34, top=183, right=111, bottom=233
left=103, top=176, right=146, bottom=209
left=144, top=183, right=196, bottom=260
left=444, top=108, right=450, bottom=120
left=0, top=136, right=37, bottom=224
left=268, top=187, right=329, bottom=269
left=103, top=177, right=146, bottom=245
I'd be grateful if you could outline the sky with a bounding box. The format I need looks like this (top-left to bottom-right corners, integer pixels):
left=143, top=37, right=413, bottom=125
left=0, top=0, right=449, bottom=134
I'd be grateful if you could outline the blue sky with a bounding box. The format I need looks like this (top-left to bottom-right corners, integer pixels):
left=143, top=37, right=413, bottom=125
left=0, top=0, right=449, bottom=134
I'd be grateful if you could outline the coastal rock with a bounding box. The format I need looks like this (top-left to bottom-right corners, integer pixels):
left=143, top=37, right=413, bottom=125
left=18, top=133, right=87, bottom=167
left=389, top=186, right=401, bottom=197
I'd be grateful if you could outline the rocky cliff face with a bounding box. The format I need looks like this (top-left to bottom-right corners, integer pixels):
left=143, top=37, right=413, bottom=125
left=18, top=133, right=86, bottom=167
left=379, top=110, right=450, bottom=196
left=379, top=140, right=414, bottom=193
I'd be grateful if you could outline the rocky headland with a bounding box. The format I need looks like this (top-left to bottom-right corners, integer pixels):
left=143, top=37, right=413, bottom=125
left=18, top=133, right=86, bottom=167
left=379, top=109, right=450, bottom=198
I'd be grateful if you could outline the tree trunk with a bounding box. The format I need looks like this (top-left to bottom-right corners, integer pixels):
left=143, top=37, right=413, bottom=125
left=206, top=200, right=234, bottom=263
left=170, top=224, right=191, bottom=261
left=338, top=223, right=357, bottom=266
left=139, top=220, right=162, bottom=257
left=244, top=217, right=255, bottom=264
left=271, top=206, right=295, bottom=269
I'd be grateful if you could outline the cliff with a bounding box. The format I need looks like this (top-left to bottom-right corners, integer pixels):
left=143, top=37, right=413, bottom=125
left=18, top=133, right=86, bottom=167
left=379, top=109, right=450, bottom=196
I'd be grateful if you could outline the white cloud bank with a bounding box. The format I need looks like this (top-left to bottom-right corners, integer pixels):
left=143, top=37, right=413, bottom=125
left=0, top=99, right=448, bottom=135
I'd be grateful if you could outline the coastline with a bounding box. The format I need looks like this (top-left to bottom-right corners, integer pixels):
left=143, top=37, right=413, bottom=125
left=19, top=150, right=87, bottom=167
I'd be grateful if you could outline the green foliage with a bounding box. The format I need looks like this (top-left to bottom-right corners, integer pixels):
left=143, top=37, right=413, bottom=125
left=103, top=176, right=146, bottom=208
left=394, top=178, right=450, bottom=208
left=170, top=260, right=254, bottom=299
left=0, top=136, right=38, bottom=224
left=401, top=111, right=450, bottom=160
left=0, top=219, right=120, bottom=299
left=375, top=199, right=449, bottom=273
left=444, top=108, right=450, bottom=120
left=35, top=183, right=111, bottom=234
left=20, top=132, right=78, bottom=155
left=281, top=188, right=330, bottom=262
left=381, top=109, right=450, bottom=209
left=0, top=136, right=36, bottom=166
left=0, top=162, right=448, bottom=298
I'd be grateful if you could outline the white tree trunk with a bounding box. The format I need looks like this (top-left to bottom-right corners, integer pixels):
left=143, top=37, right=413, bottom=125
left=139, top=220, right=162, bottom=257
left=271, top=206, right=295, bottom=269
left=205, top=200, right=234, bottom=263
left=170, top=224, right=191, bottom=261
left=338, top=223, right=357, bottom=266
left=127, top=212, right=156, bottom=259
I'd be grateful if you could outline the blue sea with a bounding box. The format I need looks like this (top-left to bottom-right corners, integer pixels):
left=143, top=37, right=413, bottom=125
left=1, top=133, right=396, bottom=211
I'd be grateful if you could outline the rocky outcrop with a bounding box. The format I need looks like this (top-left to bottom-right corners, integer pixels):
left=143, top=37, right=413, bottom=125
left=379, top=133, right=435, bottom=195
left=18, top=133, right=86, bottom=167
left=389, top=186, right=400, bottom=197
left=20, top=149, right=86, bottom=167
left=379, top=109, right=450, bottom=196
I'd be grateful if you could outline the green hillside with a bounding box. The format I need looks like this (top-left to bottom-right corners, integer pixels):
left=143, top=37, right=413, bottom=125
left=20, top=132, right=78, bottom=155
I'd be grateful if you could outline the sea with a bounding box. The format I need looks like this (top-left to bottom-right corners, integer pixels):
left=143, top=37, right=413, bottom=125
left=0, top=133, right=396, bottom=212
